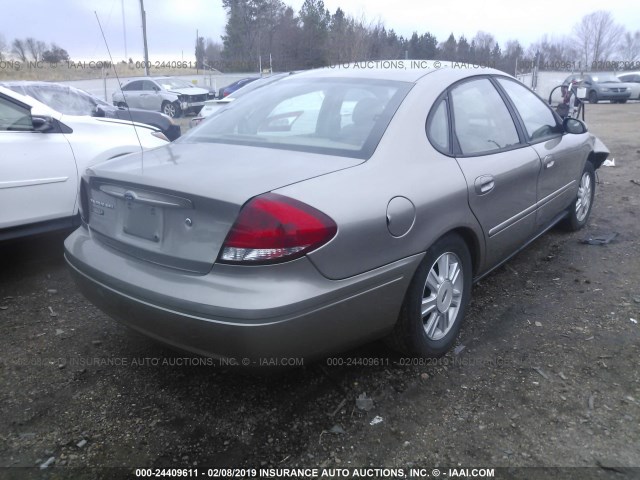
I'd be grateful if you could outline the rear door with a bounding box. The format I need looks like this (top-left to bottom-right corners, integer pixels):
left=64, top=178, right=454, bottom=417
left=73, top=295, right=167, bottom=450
left=121, top=80, right=144, bottom=108
left=496, top=77, right=587, bottom=228
left=0, top=93, right=78, bottom=229
left=449, top=77, right=540, bottom=269
left=140, top=80, right=162, bottom=111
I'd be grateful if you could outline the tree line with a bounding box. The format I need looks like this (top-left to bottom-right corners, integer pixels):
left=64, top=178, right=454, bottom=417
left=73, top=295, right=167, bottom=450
left=0, top=35, right=70, bottom=63
left=195, top=0, right=640, bottom=74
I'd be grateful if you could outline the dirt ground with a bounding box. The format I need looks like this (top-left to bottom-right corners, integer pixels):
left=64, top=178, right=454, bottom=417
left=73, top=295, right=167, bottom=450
left=1, top=103, right=639, bottom=480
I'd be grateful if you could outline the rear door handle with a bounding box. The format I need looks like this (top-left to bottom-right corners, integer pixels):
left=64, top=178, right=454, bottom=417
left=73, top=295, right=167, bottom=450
left=474, top=175, right=495, bottom=195
left=543, top=155, right=555, bottom=169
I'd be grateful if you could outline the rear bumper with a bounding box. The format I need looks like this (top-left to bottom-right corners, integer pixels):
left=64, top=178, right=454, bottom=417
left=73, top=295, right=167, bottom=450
left=595, top=90, right=631, bottom=101
left=64, top=227, right=421, bottom=362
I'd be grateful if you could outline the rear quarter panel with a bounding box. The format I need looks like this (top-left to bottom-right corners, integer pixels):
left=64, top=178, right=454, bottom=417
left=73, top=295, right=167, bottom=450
left=277, top=78, right=484, bottom=280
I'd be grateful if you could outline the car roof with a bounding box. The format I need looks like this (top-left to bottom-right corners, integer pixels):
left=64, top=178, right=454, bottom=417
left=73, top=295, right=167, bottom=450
left=292, top=60, right=508, bottom=84
left=122, top=77, right=203, bottom=87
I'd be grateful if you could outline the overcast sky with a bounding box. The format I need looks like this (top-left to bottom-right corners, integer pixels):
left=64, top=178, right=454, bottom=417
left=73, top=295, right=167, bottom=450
left=2, top=0, right=639, bottom=61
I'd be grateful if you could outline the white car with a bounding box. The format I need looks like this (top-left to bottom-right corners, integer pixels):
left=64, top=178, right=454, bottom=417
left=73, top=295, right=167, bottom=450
left=0, top=86, right=168, bottom=241
left=617, top=71, right=640, bottom=100
left=112, top=77, right=211, bottom=118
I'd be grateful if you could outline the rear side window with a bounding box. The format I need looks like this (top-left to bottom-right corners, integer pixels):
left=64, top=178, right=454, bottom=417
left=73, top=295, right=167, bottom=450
left=24, top=85, right=95, bottom=115
left=123, top=81, right=143, bottom=91
left=0, top=96, right=33, bottom=131
left=184, top=78, right=411, bottom=159
left=450, top=78, right=520, bottom=155
left=497, top=78, right=561, bottom=142
left=427, top=99, right=449, bottom=152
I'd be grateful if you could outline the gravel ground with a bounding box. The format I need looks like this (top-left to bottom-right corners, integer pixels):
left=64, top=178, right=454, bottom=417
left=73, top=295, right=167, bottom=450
left=1, top=103, right=639, bottom=480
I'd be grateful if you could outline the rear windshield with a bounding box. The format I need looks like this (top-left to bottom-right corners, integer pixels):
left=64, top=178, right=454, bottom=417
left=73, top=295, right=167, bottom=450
left=180, top=78, right=411, bottom=159
left=19, top=84, right=103, bottom=115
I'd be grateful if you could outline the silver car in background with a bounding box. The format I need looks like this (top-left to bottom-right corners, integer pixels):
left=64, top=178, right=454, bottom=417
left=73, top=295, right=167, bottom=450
left=65, top=64, right=609, bottom=362
left=112, top=77, right=210, bottom=118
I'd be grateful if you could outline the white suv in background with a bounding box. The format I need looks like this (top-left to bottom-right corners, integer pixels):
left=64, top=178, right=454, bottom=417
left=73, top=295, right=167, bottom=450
left=0, top=86, right=168, bottom=241
left=617, top=72, right=640, bottom=100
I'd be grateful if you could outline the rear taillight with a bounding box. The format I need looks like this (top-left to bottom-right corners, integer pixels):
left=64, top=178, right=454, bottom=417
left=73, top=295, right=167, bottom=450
left=219, top=193, right=337, bottom=265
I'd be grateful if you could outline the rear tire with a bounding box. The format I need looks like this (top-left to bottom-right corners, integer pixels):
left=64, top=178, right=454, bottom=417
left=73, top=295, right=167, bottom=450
left=563, top=162, right=595, bottom=231
left=588, top=91, right=598, bottom=104
left=387, top=233, right=472, bottom=358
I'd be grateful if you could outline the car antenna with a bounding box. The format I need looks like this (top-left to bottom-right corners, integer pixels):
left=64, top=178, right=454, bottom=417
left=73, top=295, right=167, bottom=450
left=94, top=11, right=144, bottom=173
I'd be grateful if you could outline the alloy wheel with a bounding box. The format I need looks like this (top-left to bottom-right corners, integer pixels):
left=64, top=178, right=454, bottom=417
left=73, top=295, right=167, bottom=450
left=421, top=252, right=464, bottom=341
left=576, top=171, right=592, bottom=222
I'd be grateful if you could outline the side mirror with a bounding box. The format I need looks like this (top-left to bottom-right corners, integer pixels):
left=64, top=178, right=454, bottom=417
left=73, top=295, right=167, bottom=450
left=563, top=117, right=587, bottom=134
left=93, top=106, right=106, bottom=117
left=32, top=115, right=54, bottom=133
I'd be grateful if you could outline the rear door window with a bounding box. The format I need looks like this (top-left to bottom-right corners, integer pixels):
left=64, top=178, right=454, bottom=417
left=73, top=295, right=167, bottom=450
left=123, top=81, right=143, bottom=91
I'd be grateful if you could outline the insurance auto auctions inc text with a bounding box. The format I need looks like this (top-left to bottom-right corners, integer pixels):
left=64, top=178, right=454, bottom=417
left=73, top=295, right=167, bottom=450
left=219, top=467, right=495, bottom=478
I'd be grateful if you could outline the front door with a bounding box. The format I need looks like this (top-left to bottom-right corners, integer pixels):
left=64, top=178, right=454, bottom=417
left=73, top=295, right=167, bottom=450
left=0, top=94, right=77, bottom=229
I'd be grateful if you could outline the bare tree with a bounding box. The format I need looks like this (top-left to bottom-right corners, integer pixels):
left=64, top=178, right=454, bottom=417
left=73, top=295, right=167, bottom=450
left=472, top=31, right=495, bottom=63
left=573, top=11, right=623, bottom=66
left=25, top=37, right=46, bottom=62
left=619, top=30, right=640, bottom=63
left=526, top=34, right=576, bottom=68
left=11, top=38, right=28, bottom=62
left=0, top=34, right=6, bottom=61
left=204, top=39, right=223, bottom=68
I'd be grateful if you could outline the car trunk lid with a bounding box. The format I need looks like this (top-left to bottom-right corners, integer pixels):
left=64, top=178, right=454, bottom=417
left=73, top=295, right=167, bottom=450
left=85, top=142, right=361, bottom=273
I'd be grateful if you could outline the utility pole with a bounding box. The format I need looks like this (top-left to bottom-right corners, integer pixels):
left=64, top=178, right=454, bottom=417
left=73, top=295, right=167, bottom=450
left=139, top=0, right=150, bottom=76
left=121, top=0, right=127, bottom=59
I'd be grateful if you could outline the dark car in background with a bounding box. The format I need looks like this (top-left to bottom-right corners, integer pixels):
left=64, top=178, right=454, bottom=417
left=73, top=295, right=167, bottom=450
left=2, top=81, right=181, bottom=141
left=218, top=77, right=259, bottom=98
left=563, top=73, right=632, bottom=104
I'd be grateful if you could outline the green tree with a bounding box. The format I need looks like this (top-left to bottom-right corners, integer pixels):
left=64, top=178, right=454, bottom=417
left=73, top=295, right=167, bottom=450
left=42, top=44, right=70, bottom=63
left=195, top=36, right=205, bottom=69
left=441, top=33, right=457, bottom=60
left=299, top=0, right=330, bottom=68
left=457, top=36, right=470, bottom=62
